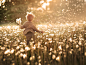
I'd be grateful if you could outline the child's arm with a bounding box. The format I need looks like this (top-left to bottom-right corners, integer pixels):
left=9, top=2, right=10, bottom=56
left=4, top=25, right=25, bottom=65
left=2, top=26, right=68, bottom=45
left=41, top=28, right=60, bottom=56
left=33, top=25, right=43, bottom=33
left=19, top=22, right=25, bottom=29
left=20, top=25, right=24, bottom=29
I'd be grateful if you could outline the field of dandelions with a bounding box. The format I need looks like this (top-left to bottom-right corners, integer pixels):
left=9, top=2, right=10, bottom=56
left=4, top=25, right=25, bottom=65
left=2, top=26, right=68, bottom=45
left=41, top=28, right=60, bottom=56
left=0, top=22, right=86, bottom=65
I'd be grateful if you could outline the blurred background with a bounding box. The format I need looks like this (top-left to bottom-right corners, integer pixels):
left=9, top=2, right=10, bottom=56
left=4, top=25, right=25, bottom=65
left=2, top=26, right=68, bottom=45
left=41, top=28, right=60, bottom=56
left=1, top=0, right=86, bottom=65
left=0, top=0, right=86, bottom=24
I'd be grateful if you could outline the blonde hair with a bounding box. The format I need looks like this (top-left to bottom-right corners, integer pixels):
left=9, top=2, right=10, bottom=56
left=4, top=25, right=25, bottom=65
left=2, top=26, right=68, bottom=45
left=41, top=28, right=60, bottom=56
left=26, top=12, right=35, bottom=21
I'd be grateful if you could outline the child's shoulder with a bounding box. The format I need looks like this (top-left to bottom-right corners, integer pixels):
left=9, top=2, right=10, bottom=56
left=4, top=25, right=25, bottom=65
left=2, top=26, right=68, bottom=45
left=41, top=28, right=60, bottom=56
left=24, top=21, right=29, bottom=24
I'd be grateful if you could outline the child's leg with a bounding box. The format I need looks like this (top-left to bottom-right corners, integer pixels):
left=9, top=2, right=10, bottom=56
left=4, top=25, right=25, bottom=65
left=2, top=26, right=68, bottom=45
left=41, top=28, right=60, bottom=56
left=27, top=39, right=30, bottom=45
left=25, top=32, right=34, bottom=45
left=32, top=35, right=35, bottom=44
left=26, top=35, right=32, bottom=45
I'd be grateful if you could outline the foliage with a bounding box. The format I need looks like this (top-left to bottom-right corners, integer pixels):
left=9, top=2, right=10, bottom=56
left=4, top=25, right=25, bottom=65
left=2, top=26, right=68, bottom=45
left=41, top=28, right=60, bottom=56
left=0, top=0, right=41, bottom=23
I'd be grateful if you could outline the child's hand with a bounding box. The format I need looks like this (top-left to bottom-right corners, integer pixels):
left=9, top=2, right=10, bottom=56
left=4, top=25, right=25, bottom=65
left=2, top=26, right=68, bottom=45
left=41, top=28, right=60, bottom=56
left=19, top=22, right=21, bottom=26
left=40, top=31, right=44, bottom=33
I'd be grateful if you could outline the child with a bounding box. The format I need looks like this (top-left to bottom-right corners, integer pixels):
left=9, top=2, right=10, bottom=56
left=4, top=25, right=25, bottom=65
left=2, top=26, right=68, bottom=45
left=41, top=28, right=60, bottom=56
left=19, top=13, right=43, bottom=45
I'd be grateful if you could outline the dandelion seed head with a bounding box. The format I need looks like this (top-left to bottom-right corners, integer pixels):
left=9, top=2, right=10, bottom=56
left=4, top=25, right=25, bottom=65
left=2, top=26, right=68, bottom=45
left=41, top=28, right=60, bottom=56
left=25, top=46, right=30, bottom=51
left=85, top=52, right=86, bottom=56
left=52, top=55, right=56, bottom=59
left=76, top=45, right=79, bottom=48
left=30, top=57, right=33, bottom=61
left=10, top=49, right=14, bottom=54
left=32, top=55, right=35, bottom=60
left=27, top=62, right=30, bottom=65
left=38, top=63, right=41, bottom=65
left=38, top=56, right=41, bottom=59
left=32, top=45, right=36, bottom=50
left=4, top=49, right=10, bottom=54
left=58, top=45, right=62, bottom=50
left=19, top=53, right=23, bottom=57
left=50, top=48, right=53, bottom=51
left=23, top=54, right=27, bottom=59
left=56, top=56, right=60, bottom=61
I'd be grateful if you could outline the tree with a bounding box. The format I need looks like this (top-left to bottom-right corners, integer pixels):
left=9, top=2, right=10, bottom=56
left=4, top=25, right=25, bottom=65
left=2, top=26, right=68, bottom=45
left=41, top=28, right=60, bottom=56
left=0, top=0, right=41, bottom=23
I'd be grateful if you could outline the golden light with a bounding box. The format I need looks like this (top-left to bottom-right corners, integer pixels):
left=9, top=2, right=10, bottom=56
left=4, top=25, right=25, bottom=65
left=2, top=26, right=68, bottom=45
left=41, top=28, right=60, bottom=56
left=38, top=42, right=41, bottom=48
left=1, top=47, right=5, bottom=50
left=16, top=18, right=22, bottom=24
left=32, top=56, right=35, bottom=60
left=42, top=2, right=50, bottom=10
left=69, top=38, right=72, bottom=42
left=56, top=56, right=60, bottom=61
left=47, top=0, right=52, bottom=2
left=27, top=62, right=30, bottom=65
left=75, top=22, right=79, bottom=27
left=19, top=53, right=23, bottom=57
left=40, top=0, right=44, bottom=4
left=78, top=41, right=82, bottom=45
left=1, top=6, right=86, bottom=64
left=39, top=59, right=41, bottom=62
left=46, top=3, right=49, bottom=6
left=38, top=63, right=41, bottom=65
left=69, top=51, right=72, bottom=54
left=50, top=48, right=53, bottom=51
left=25, top=12, right=35, bottom=20
left=84, top=0, right=86, bottom=2
left=11, top=63, right=15, bottom=65
left=58, top=45, right=62, bottom=50
left=85, top=52, right=86, bottom=56
left=25, top=46, right=30, bottom=51
left=10, top=49, right=14, bottom=54
left=3, top=58, right=6, bottom=61
left=49, top=34, right=54, bottom=37
left=64, top=55, right=66, bottom=58
left=0, top=1, right=1, bottom=6
left=3, top=5, right=5, bottom=8
left=76, top=45, right=79, bottom=48
left=49, top=52, right=52, bottom=55
left=4, top=49, right=10, bottom=54
left=16, top=46, right=20, bottom=50
left=52, top=55, right=56, bottom=59
left=59, top=51, right=62, bottom=55
left=15, top=51, right=20, bottom=56
left=42, top=3, right=47, bottom=10
left=7, top=26, right=11, bottom=29
left=66, top=44, right=69, bottom=49
left=83, top=21, right=86, bottom=24
left=45, top=42, right=47, bottom=45
left=9, top=0, right=11, bottom=2
left=32, top=45, right=36, bottom=50
left=30, top=57, right=33, bottom=60
left=23, top=54, right=27, bottom=59
left=20, top=48, right=24, bottom=52
left=53, top=50, right=56, bottom=54
left=38, top=56, right=41, bottom=59
left=0, top=0, right=5, bottom=6
left=66, top=23, right=70, bottom=26
left=37, top=7, right=43, bottom=11
left=79, top=48, right=81, bottom=51
left=2, top=0, right=5, bottom=3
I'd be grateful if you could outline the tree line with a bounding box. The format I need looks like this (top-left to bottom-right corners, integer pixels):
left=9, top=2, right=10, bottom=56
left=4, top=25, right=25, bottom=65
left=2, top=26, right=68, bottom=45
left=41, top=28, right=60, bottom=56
left=0, top=0, right=86, bottom=23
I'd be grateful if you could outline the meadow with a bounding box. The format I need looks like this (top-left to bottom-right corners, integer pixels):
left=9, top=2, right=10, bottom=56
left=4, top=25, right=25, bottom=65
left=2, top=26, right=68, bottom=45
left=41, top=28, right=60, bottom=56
left=0, top=22, right=86, bottom=65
